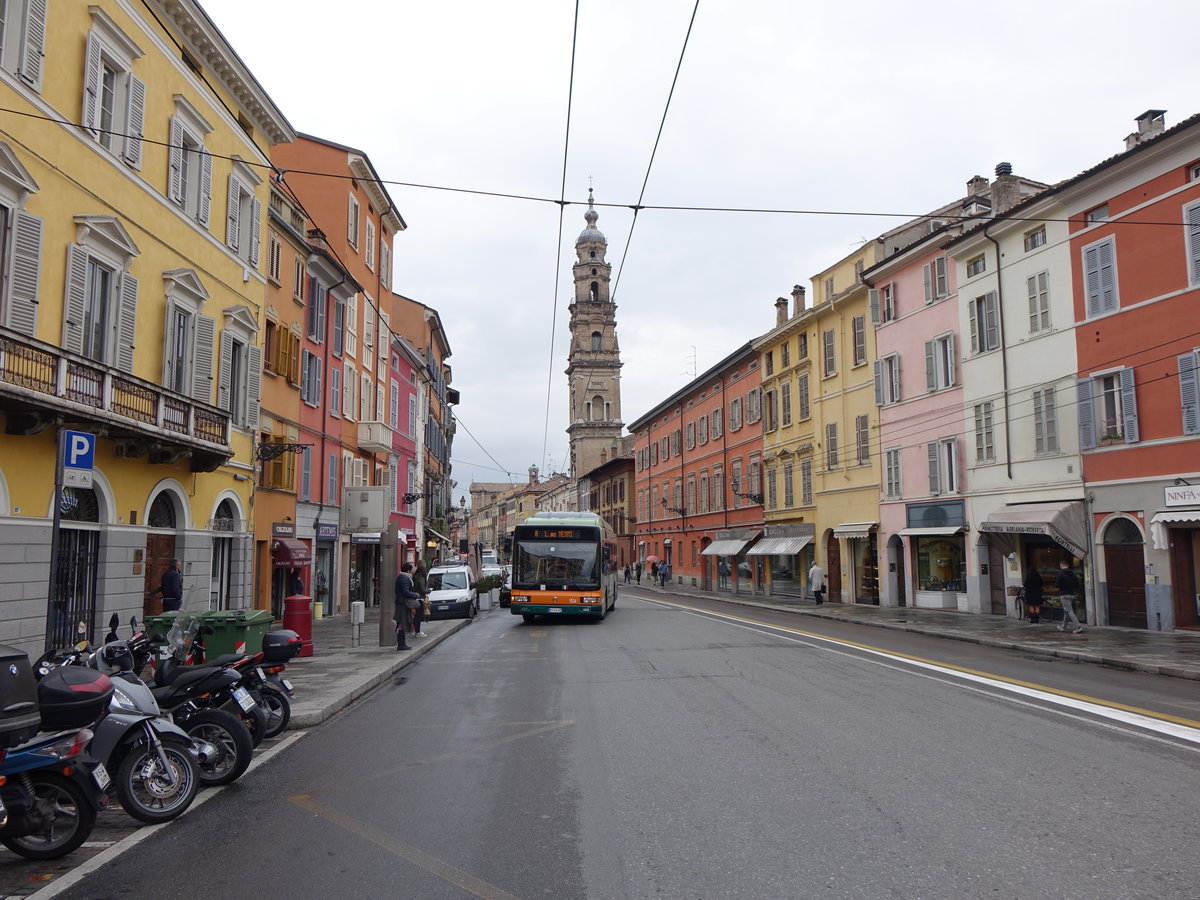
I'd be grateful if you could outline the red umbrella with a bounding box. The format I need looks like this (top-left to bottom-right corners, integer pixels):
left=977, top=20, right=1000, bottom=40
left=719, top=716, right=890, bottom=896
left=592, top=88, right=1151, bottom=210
left=644, top=555, right=660, bottom=564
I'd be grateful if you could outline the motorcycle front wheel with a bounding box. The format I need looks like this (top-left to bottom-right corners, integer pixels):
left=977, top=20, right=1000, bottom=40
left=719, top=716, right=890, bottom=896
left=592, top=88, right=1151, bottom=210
left=0, top=772, right=96, bottom=859
left=185, top=709, right=253, bottom=786
left=115, top=735, right=199, bottom=824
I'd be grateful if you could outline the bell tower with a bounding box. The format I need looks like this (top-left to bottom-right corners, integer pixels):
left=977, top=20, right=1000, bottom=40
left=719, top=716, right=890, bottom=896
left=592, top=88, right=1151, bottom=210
left=566, top=190, right=623, bottom=478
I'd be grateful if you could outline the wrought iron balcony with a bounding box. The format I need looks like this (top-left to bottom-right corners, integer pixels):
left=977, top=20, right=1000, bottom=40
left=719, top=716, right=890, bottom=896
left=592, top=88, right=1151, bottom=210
left=0, top=327, right=231, bottom=471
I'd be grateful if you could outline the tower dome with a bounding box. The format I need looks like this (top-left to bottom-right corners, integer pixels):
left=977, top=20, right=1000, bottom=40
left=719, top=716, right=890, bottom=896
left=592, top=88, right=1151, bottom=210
left=576, top=189, right=606, bottom=244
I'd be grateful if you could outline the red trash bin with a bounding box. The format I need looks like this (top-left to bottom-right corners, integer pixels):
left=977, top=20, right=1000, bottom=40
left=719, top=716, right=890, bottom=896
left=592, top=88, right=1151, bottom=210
left=282, top=594, right=314, bottom=657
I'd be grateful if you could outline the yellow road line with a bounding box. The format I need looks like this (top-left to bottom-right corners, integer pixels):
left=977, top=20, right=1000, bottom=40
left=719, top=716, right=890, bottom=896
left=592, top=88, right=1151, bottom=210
left=648, top=596, right=1200, bottom=730
left=291, top=794, right=523, bottom=900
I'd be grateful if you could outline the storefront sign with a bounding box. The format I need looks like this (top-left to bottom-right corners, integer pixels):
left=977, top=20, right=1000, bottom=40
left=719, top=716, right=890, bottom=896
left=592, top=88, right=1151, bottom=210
left=1164, top=485, right=1200, bottom=507
left=272, top=521, right=295, bottom=538
left=315, top=522, right=339, bottom=541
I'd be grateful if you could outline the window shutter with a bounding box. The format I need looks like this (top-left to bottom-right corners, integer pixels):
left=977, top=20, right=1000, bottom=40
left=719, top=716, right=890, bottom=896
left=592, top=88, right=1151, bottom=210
left=1097, top=240, right=1116, bottom=313
left=123, top=74, right=145, bottom=168
left=922, top=263, right=933, bottom=304
left=217, top=331, right=233, bottom=410
left=82, top=31, right=101, bottom=135
left=248, top=197, right=261, bottom=265
left=62, top=244, right=88, bottom=355
left=116, top=271, right=137, bottom=372
left=1119, top=367, right=1139, bottom=443
left=226, top=175, right=240, bottom=250
left=18, top=0, right=47, bottom=89
left=927, top=442, right=941, bottom=495
left=1179, top=353, right=1200, bottom=435
left=946, top=333, right=956, bottom=385
left=197, top=150, right=213, bottom=226
left=969, top=301, right=979, bottom=353
left=192, top=314, right=215, bottom=402
left=924, top=340, right=936, bottom=391
left=168, top=117, right=184, bottom=203
left=245, top=345, right=262, bottom=428
left=934, top=257, right=947, bottom=297
left=1186, top=202, right=1200, bottom=284
left=301, top=448, right=312, bottom=500
left=1076, top=377, right=1096, bottom=450
left=984, top=292, right=999, bottom=349
left=7, top=211, right=42, bottom=336
left=868, top=288, right=880, bottom=324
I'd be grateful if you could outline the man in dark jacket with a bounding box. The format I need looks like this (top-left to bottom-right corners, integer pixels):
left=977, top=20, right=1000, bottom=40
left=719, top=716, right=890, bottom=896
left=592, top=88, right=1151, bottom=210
left=1054, top=560, right=1085, bottom=633
left=149, top=558, right=184, bottom=611
left=394, top=563, right=419, bottom=650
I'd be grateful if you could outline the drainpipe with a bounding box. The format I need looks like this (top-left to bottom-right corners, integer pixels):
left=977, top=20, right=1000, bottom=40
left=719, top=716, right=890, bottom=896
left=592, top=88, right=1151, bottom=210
left=984, top=226, right=1013, bottom=481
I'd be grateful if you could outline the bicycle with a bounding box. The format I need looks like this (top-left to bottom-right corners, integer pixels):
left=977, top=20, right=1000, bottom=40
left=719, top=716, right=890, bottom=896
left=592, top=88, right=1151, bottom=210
left=1014, top=587, right=1060, bottom=623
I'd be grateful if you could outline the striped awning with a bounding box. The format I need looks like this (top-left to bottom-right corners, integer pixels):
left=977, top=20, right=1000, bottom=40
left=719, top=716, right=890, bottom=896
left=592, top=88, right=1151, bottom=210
left=833, top=522, right=877, bottom=540
left=745, top=535, right=812, bottom=556
left=701, top=530, right=760, bottom=557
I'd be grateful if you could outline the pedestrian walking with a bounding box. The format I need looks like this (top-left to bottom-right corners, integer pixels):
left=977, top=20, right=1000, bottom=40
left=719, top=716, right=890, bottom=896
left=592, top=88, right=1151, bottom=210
left=1055, top=560, right=1085, bottom=633
left=288, top=568, right=304, bottom=597
left=148, top=558, right=184, bottom=611
left=393, top=563, right=419, bottom=650
left=808, top=560, right=826, bottom=605
left=718, top=559, right=730, bottom=589
left=411, top=562, right=429, bottom=636
left=1023, top=566, right=1045, bottom=623
left=635, top=562, right=642, bottom=584
left=624, top=565, right=632, bottom=583
left=659, top=561, right=670, bottom=588
left=650, top=561, right=659, bottom=583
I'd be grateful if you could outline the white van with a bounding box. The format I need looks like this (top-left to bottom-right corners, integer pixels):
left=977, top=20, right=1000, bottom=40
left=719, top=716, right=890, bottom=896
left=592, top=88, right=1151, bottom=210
left=425, top=564, right=478, bottom=620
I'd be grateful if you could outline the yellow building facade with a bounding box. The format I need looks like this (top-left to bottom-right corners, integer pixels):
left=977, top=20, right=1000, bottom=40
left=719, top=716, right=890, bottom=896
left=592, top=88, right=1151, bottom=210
left=0, top=1, right=292, bottom=654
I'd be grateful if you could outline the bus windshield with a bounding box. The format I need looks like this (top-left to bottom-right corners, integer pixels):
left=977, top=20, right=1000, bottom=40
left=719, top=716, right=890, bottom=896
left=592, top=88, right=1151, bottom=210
left=513, top=541, right=600, bottom=589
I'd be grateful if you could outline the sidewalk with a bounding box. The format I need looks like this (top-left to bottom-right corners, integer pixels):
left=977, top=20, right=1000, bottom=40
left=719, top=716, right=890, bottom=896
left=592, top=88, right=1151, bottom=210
left=654, top=582, right=1200, bottom=682
left=281, top=589, right=1200, bottom=735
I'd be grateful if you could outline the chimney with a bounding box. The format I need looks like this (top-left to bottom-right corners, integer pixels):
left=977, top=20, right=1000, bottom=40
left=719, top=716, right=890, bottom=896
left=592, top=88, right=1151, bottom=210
left=966, top=174, right=989, bottom=196
left=1125, top=109, right=1167, bottom=150
left=774, top=297, right=789, bottom=327
left=791, top=284, right=806, bottom=317
left=990, top=162, right=1018, bottom=215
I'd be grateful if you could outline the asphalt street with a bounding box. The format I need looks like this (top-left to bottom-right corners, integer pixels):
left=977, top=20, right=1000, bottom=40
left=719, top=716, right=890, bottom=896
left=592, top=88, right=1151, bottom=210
left=41, top=590, right=1200, bottom=900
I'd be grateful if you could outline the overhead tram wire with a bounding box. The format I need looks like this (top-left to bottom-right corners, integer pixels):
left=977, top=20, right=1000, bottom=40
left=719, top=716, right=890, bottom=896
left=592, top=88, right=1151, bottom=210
left=610, top=0, right=702, bottom=304
left=1, top=105, right=1193, bottom=231
left=542, top=0, right=582, bottom=479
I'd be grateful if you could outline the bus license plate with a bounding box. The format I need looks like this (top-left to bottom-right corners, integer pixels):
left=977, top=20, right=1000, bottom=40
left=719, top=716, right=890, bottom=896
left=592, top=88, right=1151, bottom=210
left=233, top=686, right=256, bottom=712
left=93, top=763, right=110, bottom=790
left=548, top=607, right=562, bottom=613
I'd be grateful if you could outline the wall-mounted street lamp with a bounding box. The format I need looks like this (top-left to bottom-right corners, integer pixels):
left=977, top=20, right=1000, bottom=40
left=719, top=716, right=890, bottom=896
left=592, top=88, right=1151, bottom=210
left=729, top=477, right=763, bottom=505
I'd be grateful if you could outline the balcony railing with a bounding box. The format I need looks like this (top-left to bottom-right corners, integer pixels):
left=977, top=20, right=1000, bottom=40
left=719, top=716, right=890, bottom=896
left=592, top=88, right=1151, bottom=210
left=0, top=328, right=232, bottom=469
left=357, top=419, right=395, bottom=453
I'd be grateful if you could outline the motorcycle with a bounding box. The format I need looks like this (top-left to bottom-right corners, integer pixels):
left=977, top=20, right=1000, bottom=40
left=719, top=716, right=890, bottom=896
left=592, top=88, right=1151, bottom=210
left=0, top=727, right=110, bottom=859
left=156, top=615, right=301, bottom=741
left=35, top=629, right=202, bottom=825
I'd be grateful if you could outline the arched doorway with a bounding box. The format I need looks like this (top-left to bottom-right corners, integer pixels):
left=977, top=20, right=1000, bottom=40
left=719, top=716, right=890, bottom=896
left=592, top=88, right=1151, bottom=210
left=825, top=532, right=841, bottom=603
left=51, top=487, right=101, bottom=650
left=886, top=534, right=906, bottom=607
left=144, top=491, right=180, bottom=617
left=1103, top=518, right=1146, bottom=628
left=212, top=499, right=236, bottom=611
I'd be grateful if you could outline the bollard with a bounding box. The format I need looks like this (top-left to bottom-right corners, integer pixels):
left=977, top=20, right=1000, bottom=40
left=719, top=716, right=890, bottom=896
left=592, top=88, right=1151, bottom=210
left=350, top=601, right=365, bottom=648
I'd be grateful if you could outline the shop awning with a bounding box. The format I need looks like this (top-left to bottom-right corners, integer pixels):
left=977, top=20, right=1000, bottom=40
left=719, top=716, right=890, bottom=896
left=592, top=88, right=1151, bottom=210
left=898, top=526, right=967, bottom=537
left=426, top=526, right=451, bottom=544
left=271, top=538, right=311, bottom=568
left=746, top=535, right=812, bottom=556
left=979, top=500, right=1088, bottom=558
left=1150, top=510, right=1200, bottom=550
left=701, top=530, right=760, bottom=557
left=833, top=522, right=877, bottom=540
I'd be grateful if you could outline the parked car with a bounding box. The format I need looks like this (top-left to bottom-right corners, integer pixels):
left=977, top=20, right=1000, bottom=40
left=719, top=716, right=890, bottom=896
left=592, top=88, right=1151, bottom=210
left=425, top=564, right=478, bottom=620
left=499, top=565, right=512, bottom=608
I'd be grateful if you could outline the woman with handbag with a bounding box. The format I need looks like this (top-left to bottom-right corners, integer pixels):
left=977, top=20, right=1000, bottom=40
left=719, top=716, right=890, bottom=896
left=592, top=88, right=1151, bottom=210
left=394, top=563, right=419, bottom=651
left=411, top=562, right=429, bottom=637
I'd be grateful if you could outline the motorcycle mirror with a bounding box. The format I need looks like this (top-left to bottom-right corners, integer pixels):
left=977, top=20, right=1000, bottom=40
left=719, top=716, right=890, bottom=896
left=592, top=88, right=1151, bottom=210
left=130, top=615, right=139, bottom=630
left=108, top=612, right=119, bottom=630
left=76, top=620, right=87, bottom=635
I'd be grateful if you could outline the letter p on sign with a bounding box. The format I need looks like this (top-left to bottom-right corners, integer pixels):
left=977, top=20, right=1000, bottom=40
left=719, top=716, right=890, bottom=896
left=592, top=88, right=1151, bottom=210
left=63, top=430, right=95, bottom=488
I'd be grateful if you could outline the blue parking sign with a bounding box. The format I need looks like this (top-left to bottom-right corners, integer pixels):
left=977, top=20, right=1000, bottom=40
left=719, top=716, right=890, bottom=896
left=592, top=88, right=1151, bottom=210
left=63, top=430, right=95, bottom=488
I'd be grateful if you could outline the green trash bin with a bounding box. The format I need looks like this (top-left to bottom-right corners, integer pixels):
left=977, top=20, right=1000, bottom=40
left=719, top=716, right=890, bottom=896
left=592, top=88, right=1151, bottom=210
left=196, top=609, right=274, bottom=657
left=142, top=611, right=179, bottom=641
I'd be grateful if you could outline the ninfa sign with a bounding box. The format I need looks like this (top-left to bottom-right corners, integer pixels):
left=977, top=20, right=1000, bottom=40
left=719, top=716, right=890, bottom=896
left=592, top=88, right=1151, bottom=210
left=1164, top=484, right=1200, bottom=507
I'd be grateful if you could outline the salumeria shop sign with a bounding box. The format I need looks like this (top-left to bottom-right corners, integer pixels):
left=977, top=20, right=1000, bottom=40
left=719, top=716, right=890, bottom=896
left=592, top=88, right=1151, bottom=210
left=1164, top=485, right=1200, bottom=507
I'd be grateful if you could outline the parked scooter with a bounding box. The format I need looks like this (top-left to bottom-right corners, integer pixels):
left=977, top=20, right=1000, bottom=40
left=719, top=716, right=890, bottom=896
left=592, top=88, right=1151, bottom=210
left=35, top=627, right=202, bottom=824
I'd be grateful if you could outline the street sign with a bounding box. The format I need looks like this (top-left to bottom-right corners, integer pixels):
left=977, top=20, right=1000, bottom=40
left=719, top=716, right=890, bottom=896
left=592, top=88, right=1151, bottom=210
left=62, top=430, right=95, bottom=488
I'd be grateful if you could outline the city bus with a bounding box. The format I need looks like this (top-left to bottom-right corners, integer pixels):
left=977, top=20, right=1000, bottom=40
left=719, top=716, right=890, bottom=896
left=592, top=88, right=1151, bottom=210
left=509, top=511, right=617, bottom=622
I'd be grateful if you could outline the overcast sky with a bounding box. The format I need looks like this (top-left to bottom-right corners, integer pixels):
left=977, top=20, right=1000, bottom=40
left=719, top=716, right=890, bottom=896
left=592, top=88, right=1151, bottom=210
left=201, top=0, right=1197, bottom=501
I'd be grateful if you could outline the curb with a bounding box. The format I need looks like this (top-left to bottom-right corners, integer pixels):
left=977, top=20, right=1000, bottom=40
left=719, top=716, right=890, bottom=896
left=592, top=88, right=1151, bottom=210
left=288, top=619, right=469, bottom=728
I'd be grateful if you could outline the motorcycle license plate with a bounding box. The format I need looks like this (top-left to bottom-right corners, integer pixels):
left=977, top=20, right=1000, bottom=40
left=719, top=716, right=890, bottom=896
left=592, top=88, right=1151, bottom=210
left=233, top=686, right=256, bottom=712
left=281, top=678, right=293, bottom=692
left=93, top=763, right=110, bottom=790
left=549, top=607, right=562, bottom=613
